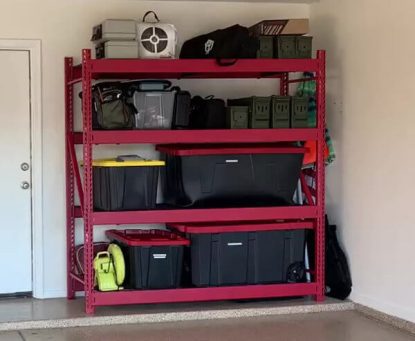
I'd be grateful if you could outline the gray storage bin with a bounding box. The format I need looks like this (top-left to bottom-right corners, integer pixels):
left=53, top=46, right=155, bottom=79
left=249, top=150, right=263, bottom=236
left=133, top=91, right=176, bottom=129
left=92, top=19, right=137, bottom=43
left=95, top=41, right=139, bottom=59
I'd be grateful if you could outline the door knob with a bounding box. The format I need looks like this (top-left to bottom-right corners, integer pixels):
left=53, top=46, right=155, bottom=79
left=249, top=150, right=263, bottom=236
left=21, top=181, right=30, bottom=190
left=21, top=162, right=30, bottom=171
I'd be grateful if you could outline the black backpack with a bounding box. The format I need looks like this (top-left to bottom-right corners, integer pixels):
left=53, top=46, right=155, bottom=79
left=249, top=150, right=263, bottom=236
left=89, top=82, right=135, bottom=130
left=325, top=217, right=352, bottom=300
left=307, top=216, right=352, bottom=300
left=180, top=25, right=258, bottom=61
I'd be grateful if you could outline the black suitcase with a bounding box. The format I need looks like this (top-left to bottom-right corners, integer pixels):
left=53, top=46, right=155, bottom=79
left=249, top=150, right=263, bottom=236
left=180, top=25, right=258, bottom=60
left=189, top=96, right=226, bottom=129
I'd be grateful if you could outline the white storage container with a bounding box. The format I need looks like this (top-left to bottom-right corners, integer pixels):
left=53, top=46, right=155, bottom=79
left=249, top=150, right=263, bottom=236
left=92, top=19, right=137, bottom=43
left=136, top=11, right=177, bottom=59
left=95, top=41, right=139, bottom=59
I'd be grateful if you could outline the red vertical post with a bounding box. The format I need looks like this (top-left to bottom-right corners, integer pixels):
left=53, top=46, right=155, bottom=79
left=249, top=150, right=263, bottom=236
left=65, top=57, right=76, bottom=299
left=280, top=72, right=289, bottom=96
left=81, top=49, right=95, bottom=314
left=315, top=50, right=326, bottom=301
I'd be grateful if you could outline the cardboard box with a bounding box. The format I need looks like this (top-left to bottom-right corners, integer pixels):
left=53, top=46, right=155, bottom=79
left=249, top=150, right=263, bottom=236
left=250, top=19, right=309, bottom=36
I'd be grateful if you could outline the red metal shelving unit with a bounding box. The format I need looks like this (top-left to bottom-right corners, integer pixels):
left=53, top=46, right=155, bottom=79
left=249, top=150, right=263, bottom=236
left=65, top=49, right=326, bottom=314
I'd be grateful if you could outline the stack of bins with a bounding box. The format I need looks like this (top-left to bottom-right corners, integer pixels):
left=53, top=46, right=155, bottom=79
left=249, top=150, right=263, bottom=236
left=168, top=222, right=308, bottom=287
left=92, top=19, right=138, bottom=59
left=106, top=229, right=189, bottom=289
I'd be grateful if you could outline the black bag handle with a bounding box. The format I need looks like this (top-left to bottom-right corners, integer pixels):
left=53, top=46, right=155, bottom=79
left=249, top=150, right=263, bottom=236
left=216, top=58, right=238, bottom=67
left=143, top=11, right=160, bottom=23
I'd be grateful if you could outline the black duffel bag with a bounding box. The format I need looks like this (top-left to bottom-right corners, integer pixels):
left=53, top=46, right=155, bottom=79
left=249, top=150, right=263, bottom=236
left=180, top=24, right=258, bottom=60
left=189, top=96, right=226, bottom=129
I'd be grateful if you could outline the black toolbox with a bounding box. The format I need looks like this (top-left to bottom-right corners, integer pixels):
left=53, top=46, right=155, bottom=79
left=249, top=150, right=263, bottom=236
left=156, top=144, right=305, bottom=208
left=106, top=229, right=189, bottom=289
left=169, top=222, right=307, bottom=287
left=92, top=156, right=165, bottom=211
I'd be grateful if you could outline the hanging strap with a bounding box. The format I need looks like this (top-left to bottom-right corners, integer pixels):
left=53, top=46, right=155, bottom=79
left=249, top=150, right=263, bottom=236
left=216, top=58, right=237, bottom=67
left=143, top=11, right=160, bottom=23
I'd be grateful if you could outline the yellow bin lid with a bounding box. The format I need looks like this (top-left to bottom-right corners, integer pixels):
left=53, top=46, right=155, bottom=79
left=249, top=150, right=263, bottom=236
left=91, top=155, right=165, bottom=167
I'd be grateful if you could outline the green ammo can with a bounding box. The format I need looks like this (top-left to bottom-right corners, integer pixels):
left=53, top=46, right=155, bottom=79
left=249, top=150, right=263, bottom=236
left=275, top=36, right=313, bottom=59
left=228, top=97, right=271, bottom=129
left=275, top=36, right=296, bottom=59
left=296, top=36, right=313, bottom=58
left=271, top=96, right=290, bottom=128
left=226, top=106, right=249, bottom=129
left=257, top=36, right=274, bottom=58
left=291, top=96, right=309, bottom=128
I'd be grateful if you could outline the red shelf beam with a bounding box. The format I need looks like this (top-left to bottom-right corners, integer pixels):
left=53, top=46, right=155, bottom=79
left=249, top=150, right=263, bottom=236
left=70, top=58, right=319, bottom=81
left=73, top=129, right=318, bottom=145
left=70, top=272, right=85, bottom=285
left=92, top=206, right=318, bottom=225
left=94, top=283, right=318, bottom=306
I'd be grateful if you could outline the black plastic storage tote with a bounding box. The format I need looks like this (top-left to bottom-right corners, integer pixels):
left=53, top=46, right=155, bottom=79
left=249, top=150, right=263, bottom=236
left=106, top=229, right=189, bottom=289
left=157, top=144, right=305, bottom=208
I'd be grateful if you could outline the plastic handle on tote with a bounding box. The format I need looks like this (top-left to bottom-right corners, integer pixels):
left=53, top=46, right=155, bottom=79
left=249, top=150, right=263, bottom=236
left=143, top=11, right=160, bottom=23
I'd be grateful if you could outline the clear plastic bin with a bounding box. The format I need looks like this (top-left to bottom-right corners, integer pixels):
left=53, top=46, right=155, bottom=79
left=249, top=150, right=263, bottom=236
left=133, top=91, right=176, bottom=129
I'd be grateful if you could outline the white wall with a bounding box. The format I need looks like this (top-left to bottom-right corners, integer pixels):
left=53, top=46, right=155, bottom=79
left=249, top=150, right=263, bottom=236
left=311, top=0, right=415, bottom=323
left=0, top=0, right=309, bottom=298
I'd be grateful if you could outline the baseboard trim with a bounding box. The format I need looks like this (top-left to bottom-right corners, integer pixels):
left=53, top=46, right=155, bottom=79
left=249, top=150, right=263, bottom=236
left=37, top=290, right=67, bottom=299
left=355, top=303, right=415, bottom=335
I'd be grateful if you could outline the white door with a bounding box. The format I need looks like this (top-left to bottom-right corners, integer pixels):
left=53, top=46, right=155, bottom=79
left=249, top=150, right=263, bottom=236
left=0, top=50, right=32, bottom=294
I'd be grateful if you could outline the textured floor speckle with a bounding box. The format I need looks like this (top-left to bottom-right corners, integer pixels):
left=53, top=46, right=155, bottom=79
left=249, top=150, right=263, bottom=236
left=1, top=311, right=413, bottom=341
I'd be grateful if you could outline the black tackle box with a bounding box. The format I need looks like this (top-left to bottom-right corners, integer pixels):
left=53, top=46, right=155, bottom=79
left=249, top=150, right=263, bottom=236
left=156, top=144, right=305, bottom=208
left=106, top=229, right=189, bottom=289
left=169, top=222, right=307, bottom=287
left=92, top=156, right=165, bottom=211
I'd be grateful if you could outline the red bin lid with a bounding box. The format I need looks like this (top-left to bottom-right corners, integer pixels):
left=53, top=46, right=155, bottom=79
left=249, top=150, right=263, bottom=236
left=156, top=143, right=306, bottom=156
left=106, top=229, right=189, bottom=246
left=168, top=221, right=314, bottom=234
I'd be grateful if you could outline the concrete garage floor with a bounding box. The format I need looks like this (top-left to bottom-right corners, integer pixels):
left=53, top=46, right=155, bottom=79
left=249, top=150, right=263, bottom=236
left=0, top=297, right=354, bottom=330
left=1, top=311, right=415, bottom=341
